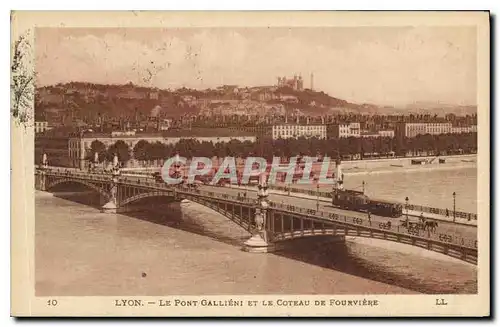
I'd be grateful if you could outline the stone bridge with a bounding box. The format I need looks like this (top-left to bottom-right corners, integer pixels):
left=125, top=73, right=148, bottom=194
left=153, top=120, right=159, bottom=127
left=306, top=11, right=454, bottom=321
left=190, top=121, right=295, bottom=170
left=35, top=167, right=478, bottom=265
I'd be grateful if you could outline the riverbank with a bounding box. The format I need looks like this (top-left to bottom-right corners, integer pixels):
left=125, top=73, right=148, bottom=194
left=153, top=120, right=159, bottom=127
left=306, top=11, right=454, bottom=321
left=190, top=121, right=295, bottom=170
left=120, top=154, right=477, bottom=173
left=341, top=154, right=476, bottom=176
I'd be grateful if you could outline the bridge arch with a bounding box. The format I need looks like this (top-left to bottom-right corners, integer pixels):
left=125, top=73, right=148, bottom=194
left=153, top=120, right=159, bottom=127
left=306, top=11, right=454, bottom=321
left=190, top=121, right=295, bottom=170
left=46, top=178, right=109, bottom=199
left=119, top=191, right=175, bottom=207
left=119, top=190, right=253, bottom=232
left=184, top=195, right=253, bottom=231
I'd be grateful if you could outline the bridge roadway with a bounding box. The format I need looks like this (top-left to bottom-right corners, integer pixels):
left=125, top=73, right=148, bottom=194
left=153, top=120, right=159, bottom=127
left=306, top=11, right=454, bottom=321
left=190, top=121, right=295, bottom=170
left=194, top=184, right=477, bottom=249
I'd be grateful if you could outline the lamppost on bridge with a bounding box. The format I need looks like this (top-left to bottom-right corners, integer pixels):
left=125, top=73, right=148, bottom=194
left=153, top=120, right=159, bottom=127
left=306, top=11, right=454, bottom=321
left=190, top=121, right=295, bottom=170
left=244, top=172, right=272, bottom=253
left=405, top=196, right=409, bottom=224
left=38, top=153, right=49, bottom=191
left=316, top=184, right=320, bottom=211
left=453, top=192, right=456, bottom=222
left=93, top=151, right=99, bottom=172
left=42, top=153, right=48, bottom=169
left=102, top=153, right=121, bottom=213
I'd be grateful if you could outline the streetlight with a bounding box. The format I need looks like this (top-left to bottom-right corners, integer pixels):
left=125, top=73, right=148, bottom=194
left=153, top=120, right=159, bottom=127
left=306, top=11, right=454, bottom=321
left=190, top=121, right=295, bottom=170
left=316, top=184, right=320, bottom=211
left=405, top=196, right=409, bottom=224
left=453, top=192, right=456, bottom=222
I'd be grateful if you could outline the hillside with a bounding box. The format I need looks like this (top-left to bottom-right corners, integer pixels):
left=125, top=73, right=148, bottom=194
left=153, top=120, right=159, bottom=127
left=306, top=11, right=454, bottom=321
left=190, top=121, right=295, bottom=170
left=403, top=102, right=477, bottom=116
left=34, top=82, right=476, bottom=124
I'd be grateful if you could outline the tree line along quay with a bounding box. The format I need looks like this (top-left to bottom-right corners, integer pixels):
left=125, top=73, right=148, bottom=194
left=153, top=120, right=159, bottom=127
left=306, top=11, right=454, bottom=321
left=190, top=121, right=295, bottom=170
left=72, top=133, right=477, bottom=168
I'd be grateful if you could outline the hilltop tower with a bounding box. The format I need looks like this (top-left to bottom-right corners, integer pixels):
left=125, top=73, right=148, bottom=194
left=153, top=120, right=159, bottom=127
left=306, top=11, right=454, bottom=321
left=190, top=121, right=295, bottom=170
left=298, top=74, right=304, bottom=91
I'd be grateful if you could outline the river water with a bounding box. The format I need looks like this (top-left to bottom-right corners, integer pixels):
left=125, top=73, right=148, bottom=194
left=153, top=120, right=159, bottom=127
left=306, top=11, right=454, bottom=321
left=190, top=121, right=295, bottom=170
left=344, top=167, right=477, bottom=214
left=35, top=167, right=477, bottom=296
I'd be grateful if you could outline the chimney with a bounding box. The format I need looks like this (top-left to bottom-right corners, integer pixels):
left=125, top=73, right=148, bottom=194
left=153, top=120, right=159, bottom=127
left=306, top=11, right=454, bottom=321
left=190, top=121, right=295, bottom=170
left=310, top=72, right=314, bottom=91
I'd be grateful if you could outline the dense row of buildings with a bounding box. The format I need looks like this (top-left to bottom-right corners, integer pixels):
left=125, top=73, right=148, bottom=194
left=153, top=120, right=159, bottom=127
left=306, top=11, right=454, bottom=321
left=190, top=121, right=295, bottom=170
left=35, top=119, right=477, bottom=170
left=396, top=122, right=478, bottom=138
left=38, top=130, right=257, bottom=169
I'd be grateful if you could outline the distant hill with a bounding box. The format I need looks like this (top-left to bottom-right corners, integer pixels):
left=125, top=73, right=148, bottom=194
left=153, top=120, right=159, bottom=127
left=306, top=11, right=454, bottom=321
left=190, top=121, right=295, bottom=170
left=272, top=86, right=382, bottom=115
left=34, top=82, right=477, bottom=124
left=402, top=102, right=477, bottom=116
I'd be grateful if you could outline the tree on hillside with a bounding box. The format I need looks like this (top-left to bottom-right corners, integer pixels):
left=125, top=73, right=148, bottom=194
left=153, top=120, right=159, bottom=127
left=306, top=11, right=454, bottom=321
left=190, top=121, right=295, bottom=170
left=107, top=140, right=131, bottom=164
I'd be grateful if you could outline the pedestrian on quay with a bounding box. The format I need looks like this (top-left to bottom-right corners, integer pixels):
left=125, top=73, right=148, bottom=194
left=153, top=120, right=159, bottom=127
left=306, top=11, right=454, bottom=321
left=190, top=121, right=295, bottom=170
left=446, top=208, right=449, bottom=217
left=368, top=211, right=371, bottom=224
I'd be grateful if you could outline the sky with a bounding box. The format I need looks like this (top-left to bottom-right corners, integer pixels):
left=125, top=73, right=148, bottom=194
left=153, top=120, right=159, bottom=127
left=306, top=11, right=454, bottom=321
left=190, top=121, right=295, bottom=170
left=35, top=26, right=477, bottom=106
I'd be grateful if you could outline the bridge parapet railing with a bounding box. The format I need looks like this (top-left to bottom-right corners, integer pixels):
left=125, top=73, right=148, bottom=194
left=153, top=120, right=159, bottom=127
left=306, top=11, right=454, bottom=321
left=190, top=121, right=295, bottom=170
left=406, top=203, right=477, bottom=221
left=117, top=178, right=256, bottom=205
left=266, top=183, right=477, bottom=221
left=44, top=169, right=112, bottom=181
left=183, top=188, right=256, bottom=205
left=268, top=201, right=477, bottom=249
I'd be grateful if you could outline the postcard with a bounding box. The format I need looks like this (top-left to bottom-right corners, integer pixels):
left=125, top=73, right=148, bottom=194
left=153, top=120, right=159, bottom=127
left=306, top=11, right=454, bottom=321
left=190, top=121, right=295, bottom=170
left=11, top=10, right=490, bottom=317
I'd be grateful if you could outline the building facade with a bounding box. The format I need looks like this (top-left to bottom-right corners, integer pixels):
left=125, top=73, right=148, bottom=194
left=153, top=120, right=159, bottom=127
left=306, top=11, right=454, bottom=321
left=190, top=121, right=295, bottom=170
left=360, top=130, right=395, bottom=138
left=377, top=130, right=395, bottom=138
left=276, top=75, right=304, bottom=91
left=35, top=121, right=51, bottom=134
left=272, top=124, right=326, bottom=140
left=327, top=123, right=361, bottom=138
left=69, top=133, right=257, bottom=169
left=396, top=123, right=477, bottom=138
left=450, top=125, right=478, bottom=134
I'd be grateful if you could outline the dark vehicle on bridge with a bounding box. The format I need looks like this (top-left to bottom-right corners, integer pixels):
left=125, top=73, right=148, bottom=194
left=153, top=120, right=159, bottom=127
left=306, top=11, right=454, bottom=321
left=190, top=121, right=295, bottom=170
left=331, top=189, right=403, bottom=218
left=368, top=200, right=403, bottom=218
left=332, top=189, right=369, bottom=210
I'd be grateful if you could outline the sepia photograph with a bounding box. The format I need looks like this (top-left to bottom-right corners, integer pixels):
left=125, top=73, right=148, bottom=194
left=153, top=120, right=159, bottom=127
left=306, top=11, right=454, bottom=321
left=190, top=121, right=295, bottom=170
left=10, top=11, right=490, bottom=317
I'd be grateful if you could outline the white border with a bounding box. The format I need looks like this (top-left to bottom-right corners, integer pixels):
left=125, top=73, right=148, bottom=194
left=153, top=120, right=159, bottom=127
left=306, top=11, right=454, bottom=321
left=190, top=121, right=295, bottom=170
left=4, top=1, right=498, bottom=325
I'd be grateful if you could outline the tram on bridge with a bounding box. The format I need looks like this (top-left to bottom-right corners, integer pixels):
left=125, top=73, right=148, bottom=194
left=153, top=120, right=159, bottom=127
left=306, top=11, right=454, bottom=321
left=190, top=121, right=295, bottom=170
left=331, top=159, right=403, bottom=218
left=331, top=188, right=403, bottom=218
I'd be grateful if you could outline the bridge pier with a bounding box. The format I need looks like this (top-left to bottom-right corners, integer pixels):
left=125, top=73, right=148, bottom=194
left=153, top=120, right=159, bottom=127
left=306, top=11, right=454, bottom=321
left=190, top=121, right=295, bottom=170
left=243, top=232, right=277, bottom=253
left=38, top=171, right=47, bottom=191
left=101, top=168, right=120, bottom=214
left=101, top=199, right=118, bottom=213
left=36, top=163, right=49, bottom=191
